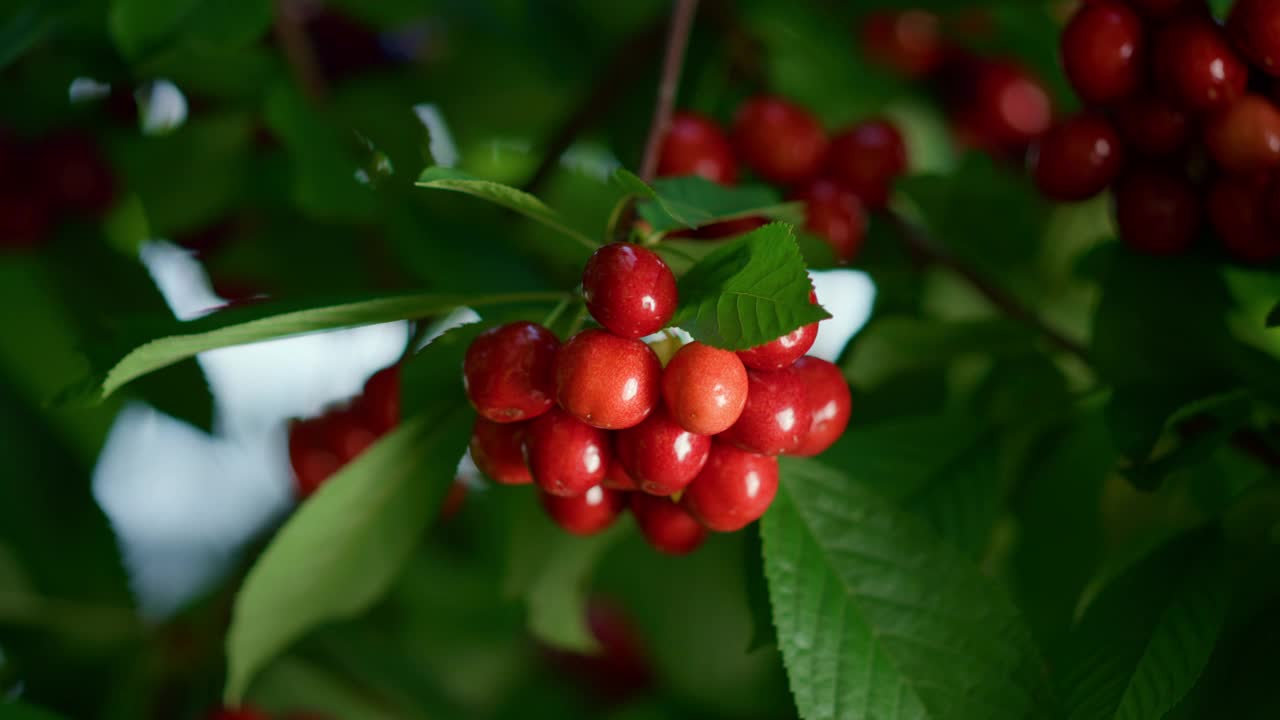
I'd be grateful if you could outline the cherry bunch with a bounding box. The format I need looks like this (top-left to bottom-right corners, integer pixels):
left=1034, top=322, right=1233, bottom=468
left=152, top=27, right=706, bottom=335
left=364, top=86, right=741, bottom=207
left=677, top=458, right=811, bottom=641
left=464, top=242, right=850, bottom=555
left=1030, top=0, right=1280, bottom=263
left=0, top=129, right=115, bottom=251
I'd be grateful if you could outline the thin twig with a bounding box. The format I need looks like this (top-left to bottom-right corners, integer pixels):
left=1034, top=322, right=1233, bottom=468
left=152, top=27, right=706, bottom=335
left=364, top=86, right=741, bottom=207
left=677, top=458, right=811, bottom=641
left=274, top=0, right=328, bottom=103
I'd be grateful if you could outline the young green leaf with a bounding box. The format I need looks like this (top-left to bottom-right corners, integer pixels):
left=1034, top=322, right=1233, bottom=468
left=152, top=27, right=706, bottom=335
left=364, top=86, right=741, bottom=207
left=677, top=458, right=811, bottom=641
left=616, top=169, right=802, bottom=233
left=762, top=457, right=1051, bottom=720
left=416, top=166, right=597, bottom=249
left=673, top=223, right=829, bottom=350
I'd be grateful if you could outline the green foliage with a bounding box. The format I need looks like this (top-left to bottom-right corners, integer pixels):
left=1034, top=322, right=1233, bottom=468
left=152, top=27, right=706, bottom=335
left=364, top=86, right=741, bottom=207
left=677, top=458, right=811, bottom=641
left=618, top=170, right=803, bottom=234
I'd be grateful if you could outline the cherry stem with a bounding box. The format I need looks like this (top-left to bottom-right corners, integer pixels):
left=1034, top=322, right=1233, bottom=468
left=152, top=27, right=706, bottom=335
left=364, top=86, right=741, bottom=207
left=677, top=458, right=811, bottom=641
left=566, top=303, right=590, bottom=337
left=273, top=0, right=329, bottom=104
left=542, top=296, right=572, bottom=328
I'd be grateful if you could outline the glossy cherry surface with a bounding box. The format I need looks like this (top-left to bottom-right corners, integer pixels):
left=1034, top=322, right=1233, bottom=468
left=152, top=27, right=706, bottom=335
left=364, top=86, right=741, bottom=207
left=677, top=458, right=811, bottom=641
left=602, top=457, right=640, bottom=491
left=1228, top=0, right=1280, bottom=76
left=681, top=443, right=779, bottom=532
left=790, top=357, right=852, bottom=457
left=662, top=341, right=749, bottom=436
left=731, top=96, right=827, bottom=184
left=540, top=485, right=626, bottom=535
left=721, top=367, right=813, bottom=456
left=822, top=119, right=908, bottom=209
left=524, top=407, right=610, bottom=496
left=470, top=417, right=532, bottom=485
left=1208, top=173, right=1280, bottom=263
left=614, top=405, right=711, bottom=496
left=1030, top=113, right=1124, bottom=202
left=555, top=329, right=662, bottom=430
left=791, top=178, right=868, bottom=263
left=463, top=321, right=559, bottom=423
left=1114, top=167, right=1201, bottom=256
left=736, top=292, right=819, bottom=370
left=859, top=9, right=944, bottom=78
left=582, top=243, right=677, bottom=338
left=1061, top=0, right=1144, bottom=105
left=1203, top=95, right=1280, bottom=172
left=1154, top=19, right=1247, bottom=112
left=657, top=111, right=738, bottom=184
left=1114, top=94, right=1193, bottom=157
left=630, top=493, right=707, bottom=555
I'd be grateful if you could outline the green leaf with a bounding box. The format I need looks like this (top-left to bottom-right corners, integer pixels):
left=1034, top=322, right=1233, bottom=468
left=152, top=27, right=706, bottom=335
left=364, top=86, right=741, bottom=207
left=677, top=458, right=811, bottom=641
left=109, top=0, right=270, bottom=59
left=0, top=3, right=65, bottom=70
left=1267, top=300, right=1280, bottom=328
left=762, top=457, right=1051, bottom=720
left=618, top=170, right=802, bottom=234
left=0, top=701, right=70, bottom=720
left=223, top=401, right=472, bottom=703
left=843, top=316, right=1038, bottom=390
left=672, top=223, right=829, bottom=350
left=245, top=655, right=415, bottom=720
left=416, top=166, right=597, bottom=249
left=1058, top=532, right=1227, bottom=720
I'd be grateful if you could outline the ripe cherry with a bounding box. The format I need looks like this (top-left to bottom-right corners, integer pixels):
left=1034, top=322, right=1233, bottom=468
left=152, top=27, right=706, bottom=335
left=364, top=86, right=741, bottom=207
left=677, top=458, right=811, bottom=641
left=1114, top=93, right=1193, bottom=157
left=1227, top=0, right=1280, bottom=76
left=681, top=443, right=779, bottom=532
left=731, top=96, right=827, bottom=184
left=736, top=292, right=819, bottom=370
left=35, top=131, right=115, bottom=216
left=555, top=329, right=661, bottom=430
left=822, top=119, right=908, bottom=209
left=1208, top=173, right=1280, bottom=263
left=952, top=59, right=1053, bottom=151
left=540, top=485, right=626, bottom=536
left=292, top=447, right=341, bottom=499
left=470, top=417, right=531, bottom=485
left=0, top=192, right=51, bottom=250
left=582, top=243, right=677, bottom=339
left=858, top=10, right=944, bottom=78
left=1153, top=19, right=1247, bottom=112
left=683, top=216, right=767, bottom=240
left=662, top=341, right=748, bottom=436
left=630, top=493, right=707, bottom=555
left=614, top=405, right=712, bottom=496
left=657, top=111, right=738, bottom=184
left=602, top=457, right=640, bottom=491
left=207, top=708, right=271, bottom=720
left=1060, top=0, right=1144, bottom=105
left=1114, top=166, right=1201, bottom=256
left=321, top=409, right=377, bottom=463
left=721, top=367, right=814, bottom=456
left=791, top=178, right=868, bottom=263
left=1127, top=0, right=1208, bottom=21
left=440, top=480, right=468, bottom=521
left=1203, top=95, right=1280, bottom=172
left=790, top=357, right=852, bottom=457
left=1029, top=113, right=1124, bottom=202
left=357, top=365, right=399, bottom=434
left=524, top=407, right=610, bottom=496
left=463, top=321, right=559, bottom=423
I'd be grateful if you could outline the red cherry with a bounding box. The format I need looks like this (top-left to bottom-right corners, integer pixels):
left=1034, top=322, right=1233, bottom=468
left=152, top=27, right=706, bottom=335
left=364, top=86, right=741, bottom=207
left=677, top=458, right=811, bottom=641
left=0, top=191, right=52, bottom=250
left=736, top=290, right=819, bottom=372
left=950, top=59, right=1053, bottom=151
left=790, top=357, right=852, bottom=457
left=614, top=405, right=711, bottom=496
left=1208, top=173, right=1280, bottom=263
left=463, top=322, right=559, bottom=423
left=1060, top=0, right=1144, bottom=105
left=525, top=407, right=610, bottom=496
left=661, top=342, right=749, bottom=436
left=1030, top=113, right=1124, bottom=202
left=207, top=708, right=271, bottom=720
left=321, top=409, right=377, bottom=463
left=469, top=417, right=531, bottom=485
left=1114, top=93, right=1193, bottom=157
left=1114, top=166, right=1201, bottom=256
left=858, top=10, right=944, bottom=78
left=682, top=216, right=767, bottom=240
left=540, top=485, right=626, bottom=535
left=731, top=96, right=827, bottom=184
left=602, top=457, right=640, bottom=491
left=721, top=367, right=813, bottom=456
left=822, top=119, right=907, bottom=210
left=630, top=493, right=707, bottom=555
left=555, top=329, right=661, bottom=430
left=1153, top=19, right=1247, bottom=112
left=681, top=443, right=779, bottom=532
left=1228, top=0, right=1280, bottom=76
left=791, top=178, right=868, bottom=263
left=440, top=480, right=468, bottom=520
left=1127, top=0, right=1208, bottom=21
left=657, top=111, right=738, bottom=184
left=582, top=243, right=678, bottom=339
left=1203, top=95, right=1280, bottom=172
left=34, top=132, right=115, bottom=216
left=357, top=365, right=399, bottom=435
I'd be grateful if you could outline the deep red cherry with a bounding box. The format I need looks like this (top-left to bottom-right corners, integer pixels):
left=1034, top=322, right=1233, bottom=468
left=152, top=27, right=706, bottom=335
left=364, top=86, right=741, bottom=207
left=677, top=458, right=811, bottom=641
left=681, top=443, right=779, bottom=532
left=1208, top=173, right=1280, bottom=263
left=657, top=111, right=738, bottom=184
left=822, top=119, right=908, bottom=209
left=736, top=292, right=819, bottom=370
left=683, top=215, right=768, bottom=240
left=470, top=417, right=531, bottom=485
left=602, top=457, right=640, bottom=491
left=292, top=446, right=341, bottom=499
left=207, top=708, right=271, bottom=720
left=35, top=131, right=115, bottom=216
left=1153, top=19, right=1247, bottom=112
left=721, top=367, right=814, bottom=456
left=540, top=485, right=626, bottom=536
left=662, top=341, right=749, bottom=436
left=0, top=191, right=52, bottom=250
left=356, top=365, right=399, bottom=435
left=731, top=96, right=827, bottom=184
left=1114, top=93, right=1193, bottom=157
left=791, top=178, right=868, bottom=263
left=1228, top=0, right=1280, bottom=76
left=614, top=405, right=712, bottom=496
left=524, top=407, right=610, bottom=496
left=582, top=243, right=678, bottom=338
left=1061, top=0, right=1144, bottom=105
left=1114, top=166, right=1201, bottom=256
left=790, top=357, right=852, bottom=457
left=1203, top=95, right=1280, bottom=172
left=463, top=321, right=559, bottom=423
left=950, top=59, right=1053, bottom=151
left=1030, top=113, right=1124, bottom=202
left=1127, top=0, right=1208, bottom=21
left=858, top=9, right=944, bottom=78
left=321, top=409, right=377, bottom=463
left=555, top=329, right=661, bottom=430
left=439, top=480, right=468, bottom=521
left=630, top=493, right=707, bottom=555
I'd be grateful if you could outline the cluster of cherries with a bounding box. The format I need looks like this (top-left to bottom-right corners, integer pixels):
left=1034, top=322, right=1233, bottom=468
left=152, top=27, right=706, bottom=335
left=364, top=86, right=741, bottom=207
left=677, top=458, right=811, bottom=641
left=464, top=242, right=850, bottom=554
left=286, top=365, right=399, bottom=498
left=0, top=129, right=115, bottom=251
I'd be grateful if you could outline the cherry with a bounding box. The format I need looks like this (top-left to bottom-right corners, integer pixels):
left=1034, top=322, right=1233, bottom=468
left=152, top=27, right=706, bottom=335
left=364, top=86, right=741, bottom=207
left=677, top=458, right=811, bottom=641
left=1113, top=166, right=1201, bottom=256
left=791, top=178, right=868, bottom=263
left=1153, top=19, right=1247, bottom=112
left=356, top=365, right=399, bottom=435
left=790, top=357, right=852, bottom=457
left=1029, top=113, right=1124, bottom=202
left=292, top=447, right=341, bottom=499
left=463, top=321, right=559, bottom=423
left=1127, top=0, right=1208, bottom=21
left=1208, top=173, right=1280, bottom=262
left=469, top=417, right=532, bottom=485
left=35, top=132, right=115, bottom=216
left=681, top=443, right=779, bottom=532
left=304, top=9, right=388, bottom=80
left=555, top=329, right=661, bottom=430
left=1061, top=0, right=1144, bottom=106
left=548, top=600, right=652, bottom=701
left=731, top=96, right=827, bottom=184
left=721, top=367, right=814, bottom=456
left=1203, top=95, right=1280, bottom=172
left=683, top=215, right=767, bottom=240
left=207, top=708, right=271, bottom=720
left=858, top=10, right=944, bottom=78
left=440, top=480, right=468, bottom=520
left=614, top=405, right=712, bottom=496
left=602, top=457, right=640, bottom=491
left=1228, top=0, right=1280, bottom=76
left=657, top=111, right=738, bottom=184
left=582, top=243, right=678, bottom=339
left=525, top=407, right=610, bottom=496
left=736, top=291, right=819, bottom=371
left=630, top=493, right=707, bottom=555
left=0, top=192, right=52, bottom=250
left=952, top=59, right=1053, bottom=151
left=823, top=119, right=907, bottom=210
left=540, top=485, right=626, bottom=536
left=321, top=409, right=377, bottom=463
left=1114, top=93, right=1193, bottom=157
left=661, top=341, right=749, bottom=436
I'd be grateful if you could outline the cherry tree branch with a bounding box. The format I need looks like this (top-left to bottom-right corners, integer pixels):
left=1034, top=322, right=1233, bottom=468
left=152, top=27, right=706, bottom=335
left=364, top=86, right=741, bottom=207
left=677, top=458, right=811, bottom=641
left=638, top=0, right=700, bottom=182
left=273, top=0, right=328, bottom=103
